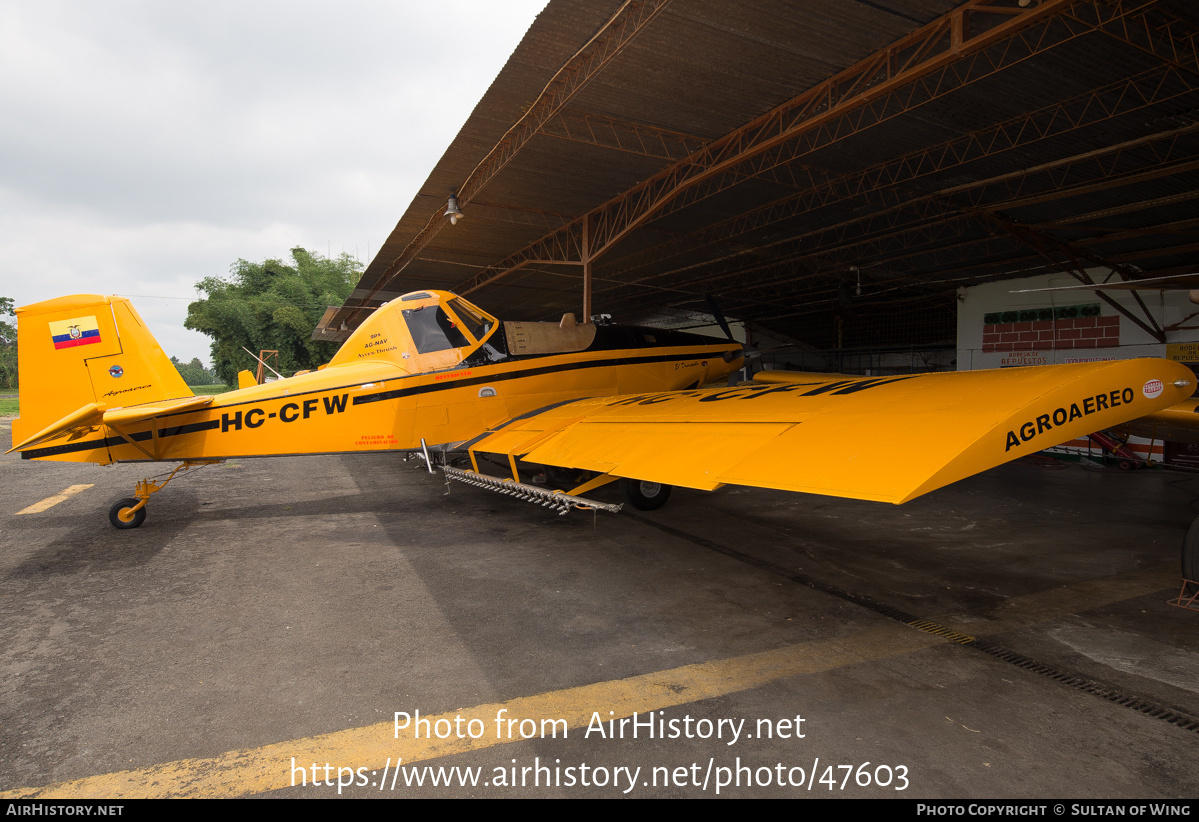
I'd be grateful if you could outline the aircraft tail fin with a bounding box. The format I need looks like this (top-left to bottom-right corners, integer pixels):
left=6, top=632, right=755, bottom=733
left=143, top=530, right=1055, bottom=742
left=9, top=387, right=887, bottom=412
left=11, top=295, right=193, bottom=459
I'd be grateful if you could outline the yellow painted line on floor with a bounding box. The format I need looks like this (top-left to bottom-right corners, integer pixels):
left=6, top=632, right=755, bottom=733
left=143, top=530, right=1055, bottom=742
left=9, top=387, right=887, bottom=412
left=1, top=622, right=942, bottom=799
left=15, top=484, right=94, bottom=515
left=3, top=559, right=1175, bottom=799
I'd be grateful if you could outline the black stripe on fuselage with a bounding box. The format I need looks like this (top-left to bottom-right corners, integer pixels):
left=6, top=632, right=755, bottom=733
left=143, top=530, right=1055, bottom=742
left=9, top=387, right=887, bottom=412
left=19, top=346, right=727, bottom=459
left=142, top=344, right=733, bottom=416
left=352, top=348, right=727, bottom=406
left=21, top=419, right=221, bottom=459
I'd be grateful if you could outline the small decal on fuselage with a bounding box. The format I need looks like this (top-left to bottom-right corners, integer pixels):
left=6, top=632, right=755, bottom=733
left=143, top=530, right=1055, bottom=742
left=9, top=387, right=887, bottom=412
left=102, top=384, right=151, bottom=398
left=355, top=433, right=399, bottom=447
left=50, top=316, right=102, bottom=350
left=360, top=332, right=396, bottom=357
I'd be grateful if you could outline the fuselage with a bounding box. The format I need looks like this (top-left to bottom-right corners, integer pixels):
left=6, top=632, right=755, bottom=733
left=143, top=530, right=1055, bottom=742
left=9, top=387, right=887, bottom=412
left=20, top=290, right=743, bottom=464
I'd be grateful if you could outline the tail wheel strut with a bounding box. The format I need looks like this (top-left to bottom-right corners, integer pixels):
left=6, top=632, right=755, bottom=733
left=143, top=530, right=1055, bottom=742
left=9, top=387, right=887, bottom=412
left=106, top=460, right=219, bottom=530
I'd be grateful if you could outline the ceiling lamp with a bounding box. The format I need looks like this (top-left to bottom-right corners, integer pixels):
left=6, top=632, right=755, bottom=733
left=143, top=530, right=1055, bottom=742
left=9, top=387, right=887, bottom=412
left=444, top=195, right=464, bottom=225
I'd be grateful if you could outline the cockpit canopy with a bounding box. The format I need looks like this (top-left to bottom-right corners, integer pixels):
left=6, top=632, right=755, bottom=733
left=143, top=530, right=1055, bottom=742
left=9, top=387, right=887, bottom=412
left=328, top=290, right=501, bottom=374
left=400, top=292, right=495, bottom=355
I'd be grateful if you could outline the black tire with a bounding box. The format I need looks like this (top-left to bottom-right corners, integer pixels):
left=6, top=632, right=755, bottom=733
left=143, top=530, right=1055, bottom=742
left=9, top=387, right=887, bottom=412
left=620, top=478, right=672, bottom=511
left=1184, top=514, right=1199, bottom=598
left=109, top=498, right=146, bottom=529
left=545, top=466, right=591, bottom=489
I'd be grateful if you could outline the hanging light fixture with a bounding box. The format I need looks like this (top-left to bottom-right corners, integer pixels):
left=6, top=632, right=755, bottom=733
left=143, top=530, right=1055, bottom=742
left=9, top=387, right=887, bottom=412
left=444, top=195, right=464, bottom=225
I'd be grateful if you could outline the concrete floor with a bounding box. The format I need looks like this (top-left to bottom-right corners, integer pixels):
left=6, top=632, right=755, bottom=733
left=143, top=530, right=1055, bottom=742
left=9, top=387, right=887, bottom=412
left=1, top=417, right=1197, bottom=799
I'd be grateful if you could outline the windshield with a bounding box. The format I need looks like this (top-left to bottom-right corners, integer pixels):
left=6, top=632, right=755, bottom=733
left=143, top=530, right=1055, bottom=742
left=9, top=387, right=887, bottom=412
left=402, top=305, right=471, bottom=354
left=447, top=297, right=493, bottom=341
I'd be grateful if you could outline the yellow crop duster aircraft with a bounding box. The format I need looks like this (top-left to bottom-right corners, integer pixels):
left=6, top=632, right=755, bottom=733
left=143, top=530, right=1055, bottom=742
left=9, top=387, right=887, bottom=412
left=8, top=290, right=1196, bottom=532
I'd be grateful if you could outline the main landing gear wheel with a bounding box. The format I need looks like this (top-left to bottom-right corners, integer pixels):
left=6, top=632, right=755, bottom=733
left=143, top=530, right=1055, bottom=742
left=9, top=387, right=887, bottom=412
left=620, top=478, right=672, bottom=511
left=1183, top=514, right=1199, bottom=598
left=546, top=466, right=591, bottom=489
left=109, top=498, right=146, bottom=530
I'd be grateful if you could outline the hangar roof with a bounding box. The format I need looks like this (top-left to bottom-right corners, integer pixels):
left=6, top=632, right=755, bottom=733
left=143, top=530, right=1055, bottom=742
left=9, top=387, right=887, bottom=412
left=323, top=0, right=1199, bottom=350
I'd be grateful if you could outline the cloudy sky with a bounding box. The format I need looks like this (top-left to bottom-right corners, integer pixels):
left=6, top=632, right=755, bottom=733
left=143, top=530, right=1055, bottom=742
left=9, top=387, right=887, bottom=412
left=0, top=0, right=547, bottom=364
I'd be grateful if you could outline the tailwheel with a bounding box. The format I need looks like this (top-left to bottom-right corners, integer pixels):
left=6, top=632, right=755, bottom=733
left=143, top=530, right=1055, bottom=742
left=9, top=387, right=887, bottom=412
left=620, top=478, right=672, bottom=511
left=106, top=461, right=219, bottom=530
left=109, top=498, right=147, bottom=529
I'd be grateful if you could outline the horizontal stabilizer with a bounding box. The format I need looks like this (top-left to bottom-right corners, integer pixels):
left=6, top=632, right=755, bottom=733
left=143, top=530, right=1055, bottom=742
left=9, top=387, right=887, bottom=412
left=8, top=396, right=214, bottom=455
left=101, top=396, right=214, bottom=427
left=7, top=402, right=108, bottom=453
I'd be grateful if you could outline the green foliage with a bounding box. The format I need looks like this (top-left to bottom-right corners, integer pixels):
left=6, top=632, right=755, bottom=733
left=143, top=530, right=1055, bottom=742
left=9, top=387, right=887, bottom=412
left=0, top=297, right=17, bottom=390
left=983, top=304, right=1101, bottom=325
left=190, top=384, right=231, bottom=396
left=185, top=248, right=361, bottom=385
left=170, top=356, right=217, bottom=386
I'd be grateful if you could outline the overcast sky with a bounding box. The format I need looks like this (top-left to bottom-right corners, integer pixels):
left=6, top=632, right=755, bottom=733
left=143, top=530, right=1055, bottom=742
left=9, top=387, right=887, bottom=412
left=0, top=0, right=547, bottom=365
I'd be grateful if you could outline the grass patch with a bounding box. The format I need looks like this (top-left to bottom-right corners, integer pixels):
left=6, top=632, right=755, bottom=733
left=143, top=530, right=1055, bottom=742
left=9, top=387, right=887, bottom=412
left=0, top=387, right=228, bottom=413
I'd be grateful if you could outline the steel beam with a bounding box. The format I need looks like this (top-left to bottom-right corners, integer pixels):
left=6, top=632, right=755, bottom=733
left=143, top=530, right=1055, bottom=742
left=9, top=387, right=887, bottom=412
left=600, top=66, right=1199, bottom=287
left=539, top=110, right=709, bottom=161
left=345, top=0, right=672, bottom=325
left=1000, top=223, right=1167, bottom=342
left=456, top=0, right=1157, bottom=297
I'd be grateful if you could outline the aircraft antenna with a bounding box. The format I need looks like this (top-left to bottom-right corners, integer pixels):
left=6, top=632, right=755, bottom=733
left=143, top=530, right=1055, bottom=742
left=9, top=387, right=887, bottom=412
left=241, top=347, right=284, bottom=381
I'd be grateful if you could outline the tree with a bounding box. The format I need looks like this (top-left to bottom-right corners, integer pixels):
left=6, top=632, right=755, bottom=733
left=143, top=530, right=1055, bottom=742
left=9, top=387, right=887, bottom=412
left=185, top=248, right=361, bottom=386
left=170, top=356, right=216, bottom=386
left=0, top=297, right=16, bottom=390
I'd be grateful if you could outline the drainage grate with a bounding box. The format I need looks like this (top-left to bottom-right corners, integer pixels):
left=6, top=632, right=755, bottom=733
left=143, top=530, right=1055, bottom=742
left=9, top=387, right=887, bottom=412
left=628, top=513, right=1199, bottom=735
left=965, top=639, right=1199, bottom=733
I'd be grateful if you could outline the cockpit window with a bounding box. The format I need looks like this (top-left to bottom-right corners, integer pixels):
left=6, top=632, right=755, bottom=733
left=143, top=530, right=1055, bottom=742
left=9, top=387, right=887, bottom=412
left=402, top=306, right=471, bottom=353
left=447, top=298, right=493, bottom=341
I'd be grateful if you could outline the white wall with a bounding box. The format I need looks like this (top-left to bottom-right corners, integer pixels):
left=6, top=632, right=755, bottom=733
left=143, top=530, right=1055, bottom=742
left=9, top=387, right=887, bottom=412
left=956, top=271, right=1199, bottom=461
left=956, top=271, right=1199, bottom=372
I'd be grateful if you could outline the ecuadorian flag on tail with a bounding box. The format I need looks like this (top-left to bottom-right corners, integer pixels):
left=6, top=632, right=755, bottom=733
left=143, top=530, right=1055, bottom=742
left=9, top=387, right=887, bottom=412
left=49, top=316, right=102, bottom=350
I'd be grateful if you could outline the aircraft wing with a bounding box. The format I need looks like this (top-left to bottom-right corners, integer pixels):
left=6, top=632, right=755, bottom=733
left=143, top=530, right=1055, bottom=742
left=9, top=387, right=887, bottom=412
left=1116, top=398, right=1199, bottom=444
left=7, top=396, right=214, bottom=454
left=463, top=359, right=1194, bottom=504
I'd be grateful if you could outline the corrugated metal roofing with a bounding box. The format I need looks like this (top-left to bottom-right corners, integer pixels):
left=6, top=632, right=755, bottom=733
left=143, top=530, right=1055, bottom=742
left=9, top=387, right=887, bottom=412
left=326, top=0, right=1199, bottom=350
